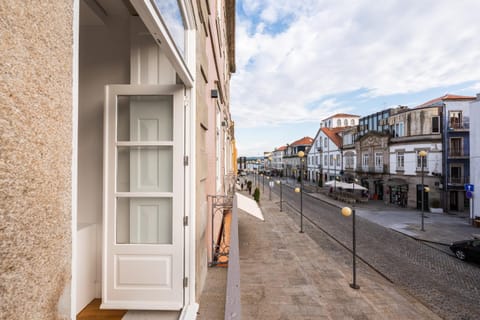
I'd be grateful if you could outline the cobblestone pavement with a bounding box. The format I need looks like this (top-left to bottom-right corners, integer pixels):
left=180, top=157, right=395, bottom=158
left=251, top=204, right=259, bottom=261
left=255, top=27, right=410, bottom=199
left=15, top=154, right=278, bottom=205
left=278, top=187, right=480, bottom=320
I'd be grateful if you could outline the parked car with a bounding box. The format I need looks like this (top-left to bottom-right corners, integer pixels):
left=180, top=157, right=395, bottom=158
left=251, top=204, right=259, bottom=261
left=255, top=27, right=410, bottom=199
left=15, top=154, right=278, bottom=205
left=450, top=237, right=480, bottom=262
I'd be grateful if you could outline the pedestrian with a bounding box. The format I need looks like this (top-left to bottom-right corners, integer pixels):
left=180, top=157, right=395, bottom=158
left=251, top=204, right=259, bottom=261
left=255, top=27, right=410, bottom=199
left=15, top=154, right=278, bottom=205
left=247, top=180, right=252, bottom=195
left=241, top=182, right=244, bottom=191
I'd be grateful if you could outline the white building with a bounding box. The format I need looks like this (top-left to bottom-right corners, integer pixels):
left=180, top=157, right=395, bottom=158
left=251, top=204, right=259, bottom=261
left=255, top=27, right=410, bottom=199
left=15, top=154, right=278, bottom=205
left=470, top=94, right=480, bottom=221
left=320, top=113, right=359, bottom=129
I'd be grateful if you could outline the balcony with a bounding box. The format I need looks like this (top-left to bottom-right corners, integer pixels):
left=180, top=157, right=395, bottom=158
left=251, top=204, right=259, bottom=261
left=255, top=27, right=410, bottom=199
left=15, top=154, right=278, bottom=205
left=448, top=148, right=469, bottom=157
left=359, top=166, right=387, bottom=174
left=448, top=176, right=468, bottom=185
left=448, top=121, right=469, bottom=130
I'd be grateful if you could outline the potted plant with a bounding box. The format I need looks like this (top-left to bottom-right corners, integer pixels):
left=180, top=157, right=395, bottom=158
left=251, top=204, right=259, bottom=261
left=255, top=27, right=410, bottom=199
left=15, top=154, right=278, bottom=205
left=430, top=198, right=443, bottom=213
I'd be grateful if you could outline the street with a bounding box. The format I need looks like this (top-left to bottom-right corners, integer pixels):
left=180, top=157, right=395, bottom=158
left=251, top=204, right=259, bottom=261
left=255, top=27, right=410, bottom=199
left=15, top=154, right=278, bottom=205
left=260, top=178, right=480, bottom=320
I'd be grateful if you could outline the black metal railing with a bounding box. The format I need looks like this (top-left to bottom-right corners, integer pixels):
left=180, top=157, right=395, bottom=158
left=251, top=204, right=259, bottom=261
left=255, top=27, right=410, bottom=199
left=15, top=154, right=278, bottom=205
left=448, top=148, right=469, bottom=157
left=208, top=195, right=233, bottom=266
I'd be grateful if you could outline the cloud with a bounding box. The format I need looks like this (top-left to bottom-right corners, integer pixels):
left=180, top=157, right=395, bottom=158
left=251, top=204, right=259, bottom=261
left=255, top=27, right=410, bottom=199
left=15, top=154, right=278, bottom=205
left=232, top=0, right=480, bottom=129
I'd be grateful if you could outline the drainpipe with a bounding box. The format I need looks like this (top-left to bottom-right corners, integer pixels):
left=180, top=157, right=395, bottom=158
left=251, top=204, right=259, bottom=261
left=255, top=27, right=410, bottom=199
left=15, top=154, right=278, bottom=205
left=442, top=103, right=448, bottom=213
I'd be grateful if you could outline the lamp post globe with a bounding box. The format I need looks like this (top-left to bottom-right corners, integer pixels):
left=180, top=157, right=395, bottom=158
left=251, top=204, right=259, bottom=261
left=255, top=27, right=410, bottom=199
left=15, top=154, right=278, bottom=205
left=341, top=206, right=352, bottom=217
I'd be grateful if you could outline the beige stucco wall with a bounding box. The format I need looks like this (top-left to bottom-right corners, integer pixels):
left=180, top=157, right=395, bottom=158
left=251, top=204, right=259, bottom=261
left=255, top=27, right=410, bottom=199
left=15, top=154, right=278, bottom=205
left=194, top=0, right=210, bottom=298
left=0, top=2, right=73, bottom=319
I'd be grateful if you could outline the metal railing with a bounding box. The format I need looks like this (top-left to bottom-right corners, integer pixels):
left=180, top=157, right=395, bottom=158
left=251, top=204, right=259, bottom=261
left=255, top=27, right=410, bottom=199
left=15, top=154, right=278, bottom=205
left=448, top=148, right=469, bottom=157
left=208, top=195, right=233, bottom=266
left=448, top=176, right=469, bottom=185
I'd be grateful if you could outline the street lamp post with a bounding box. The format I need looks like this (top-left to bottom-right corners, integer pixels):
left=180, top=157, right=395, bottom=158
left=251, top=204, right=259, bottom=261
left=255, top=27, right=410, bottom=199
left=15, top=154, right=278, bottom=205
left=419, top=150, right=427, bottom=232
left=333, top=155, right=337, bottom=192
left=341, top=206, right=360, bottom=289
left=268, top=177, right=272, bottom=200
left=262, top=173, right=265, bottom=193
left=276, top=180, right=283, bottom=211
left=297, top=151, right=305, bottom=233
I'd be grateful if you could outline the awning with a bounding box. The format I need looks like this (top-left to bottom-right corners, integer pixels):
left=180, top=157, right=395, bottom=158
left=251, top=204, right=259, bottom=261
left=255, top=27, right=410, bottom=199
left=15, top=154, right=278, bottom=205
left=236, top=193, right=264, bottom=221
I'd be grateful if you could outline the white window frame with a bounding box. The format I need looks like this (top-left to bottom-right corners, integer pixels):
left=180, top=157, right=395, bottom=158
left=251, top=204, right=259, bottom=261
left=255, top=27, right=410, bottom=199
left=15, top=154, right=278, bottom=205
left=396, top=152, right=404, bottom=170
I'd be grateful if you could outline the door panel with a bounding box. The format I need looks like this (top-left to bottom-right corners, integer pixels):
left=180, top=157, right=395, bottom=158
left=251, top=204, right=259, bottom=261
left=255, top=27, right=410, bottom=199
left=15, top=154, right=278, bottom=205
left=103, top=85, right=184, bottom=310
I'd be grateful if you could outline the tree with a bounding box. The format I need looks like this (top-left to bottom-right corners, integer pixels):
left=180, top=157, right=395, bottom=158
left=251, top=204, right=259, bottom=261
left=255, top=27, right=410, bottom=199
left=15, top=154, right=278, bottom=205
left=253, top=187, right=260, bottom=202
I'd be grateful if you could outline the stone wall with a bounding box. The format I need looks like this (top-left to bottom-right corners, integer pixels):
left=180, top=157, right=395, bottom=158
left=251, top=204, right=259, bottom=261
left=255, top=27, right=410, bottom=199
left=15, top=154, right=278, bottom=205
left=0, top=1, right=73, bottom=319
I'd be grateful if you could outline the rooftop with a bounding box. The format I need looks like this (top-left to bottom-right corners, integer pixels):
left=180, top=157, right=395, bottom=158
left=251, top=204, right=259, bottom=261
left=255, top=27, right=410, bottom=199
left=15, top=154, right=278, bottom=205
left=417, top=94, right=476, bottom=108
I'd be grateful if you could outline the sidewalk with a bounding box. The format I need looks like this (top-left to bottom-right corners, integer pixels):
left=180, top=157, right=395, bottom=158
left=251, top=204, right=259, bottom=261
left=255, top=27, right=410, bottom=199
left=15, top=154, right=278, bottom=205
left=198, top=191, right=442, bottom=320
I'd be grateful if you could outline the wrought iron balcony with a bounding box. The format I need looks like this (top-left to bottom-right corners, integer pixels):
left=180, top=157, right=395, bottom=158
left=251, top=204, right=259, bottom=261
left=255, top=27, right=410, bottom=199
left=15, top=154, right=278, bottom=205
left=448, top=148, right=469, bottom=157
left=447, top=176, right=468, bottom=185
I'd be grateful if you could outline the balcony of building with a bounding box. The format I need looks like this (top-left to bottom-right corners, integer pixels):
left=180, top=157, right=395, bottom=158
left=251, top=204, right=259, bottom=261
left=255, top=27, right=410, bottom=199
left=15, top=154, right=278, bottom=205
left=448, top=148, right=469, bottom=158
left=447, top=175, right=469, bottom=185
left=359, top=165, right=387, bottom=174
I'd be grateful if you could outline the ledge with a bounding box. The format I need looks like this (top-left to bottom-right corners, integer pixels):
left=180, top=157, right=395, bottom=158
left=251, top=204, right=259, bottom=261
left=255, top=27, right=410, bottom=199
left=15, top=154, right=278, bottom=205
left=224, top=195, right=241, bottom=320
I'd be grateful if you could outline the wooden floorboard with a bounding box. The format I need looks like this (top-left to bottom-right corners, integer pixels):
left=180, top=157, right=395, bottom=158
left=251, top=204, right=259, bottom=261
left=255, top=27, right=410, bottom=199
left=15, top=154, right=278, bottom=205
left=77, top=299, right=127, bottom=320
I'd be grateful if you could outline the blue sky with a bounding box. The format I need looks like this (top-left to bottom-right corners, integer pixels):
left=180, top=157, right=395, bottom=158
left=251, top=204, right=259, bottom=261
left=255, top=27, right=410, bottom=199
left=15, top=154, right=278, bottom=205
left=231, top=0, right=480, bottom=157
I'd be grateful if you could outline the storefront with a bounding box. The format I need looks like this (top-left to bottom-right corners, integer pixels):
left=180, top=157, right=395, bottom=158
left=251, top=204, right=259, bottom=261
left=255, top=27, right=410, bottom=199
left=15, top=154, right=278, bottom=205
left=386, top=179, right=408, bottom=207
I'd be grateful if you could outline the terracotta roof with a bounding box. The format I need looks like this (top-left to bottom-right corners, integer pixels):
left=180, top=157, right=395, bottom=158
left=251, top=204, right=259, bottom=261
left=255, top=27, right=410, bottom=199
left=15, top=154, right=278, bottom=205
left=321, top=127, right=342, bottom=148
left=322, top=113, right=360, bottom=120
left=417, top=94, right=475, bottom=108
left=276, top=145, right=287, bottom=151
left=290, top=136, right=313, bottom=146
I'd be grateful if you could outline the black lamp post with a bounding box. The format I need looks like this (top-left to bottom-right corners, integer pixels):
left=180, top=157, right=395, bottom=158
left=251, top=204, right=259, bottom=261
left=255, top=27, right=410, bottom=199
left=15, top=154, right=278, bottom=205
left=297, top=151, right=305, bottom=233
left=276, top=180, right=283, bottom=211
left=342, top=206, right=360, bottom=289
left=262, top=173, right=265, bottom=193
left=419, top=150, right=427, bottom=232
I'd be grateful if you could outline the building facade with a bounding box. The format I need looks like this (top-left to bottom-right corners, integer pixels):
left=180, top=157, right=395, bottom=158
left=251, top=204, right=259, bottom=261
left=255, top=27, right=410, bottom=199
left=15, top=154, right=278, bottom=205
left=469, top=95, right=480, bottom=222
left=418, top=94, right=476, bottom=212
left=0, top=1, right=235, bottom=318
left=387, top=106, right=443, bottom=208
left=283, top=137, right=313, bottom=178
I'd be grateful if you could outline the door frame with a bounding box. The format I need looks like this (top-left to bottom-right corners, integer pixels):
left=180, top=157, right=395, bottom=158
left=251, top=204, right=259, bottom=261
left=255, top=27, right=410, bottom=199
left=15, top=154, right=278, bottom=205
left=102, top=84, right=191, bottom=310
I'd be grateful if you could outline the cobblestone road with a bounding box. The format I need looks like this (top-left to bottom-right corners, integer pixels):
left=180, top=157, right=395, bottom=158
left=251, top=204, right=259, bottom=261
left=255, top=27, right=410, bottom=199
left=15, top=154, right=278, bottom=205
left=278, top=187, right=480, bottom=320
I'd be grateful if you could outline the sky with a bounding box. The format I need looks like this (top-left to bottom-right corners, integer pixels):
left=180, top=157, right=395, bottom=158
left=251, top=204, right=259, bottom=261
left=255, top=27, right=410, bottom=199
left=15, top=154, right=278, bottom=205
left=231, top=0, right=480, bottom=157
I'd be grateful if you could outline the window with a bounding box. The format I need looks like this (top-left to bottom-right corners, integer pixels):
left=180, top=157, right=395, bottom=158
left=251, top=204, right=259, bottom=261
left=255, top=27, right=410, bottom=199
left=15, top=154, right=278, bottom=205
left=344, top=119, right=348, bottom=126
left=449, top=111, right=462, bottom=129
left=432, top=116, right=440, bottom=133
left=394, top=122, right=404, bottom=137
left=336, top=155, right=340, bottom=167
left=329, top=155, right=334, bottom=166
left=345, top=154, right=354, bottom=169
left=324, top=137, right=328, bottom=147
left=450, top=137, right=462, bottom=156
left=351, top=119, right=355, bottom=126
left=450, top=165, right=462, bottom=184
left=337, top=119, right=341, bottom=127
left=343, top=134, right=349, bottom=145
left=375, top=152, right=383, bottom=168
left=362, top=153, right=369, bottom=167
left=396, top=152, right=404, bottom=170
left=154, top=0, right=187, bottom=58
left=324, top=155, right=328, bottom=166
left=416, top=151, right=428, bottom=170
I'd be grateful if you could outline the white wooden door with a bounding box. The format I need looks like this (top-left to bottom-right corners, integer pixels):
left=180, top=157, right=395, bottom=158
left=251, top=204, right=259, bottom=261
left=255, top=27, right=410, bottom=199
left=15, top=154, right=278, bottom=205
left=102, top=85, right=184, bottom=310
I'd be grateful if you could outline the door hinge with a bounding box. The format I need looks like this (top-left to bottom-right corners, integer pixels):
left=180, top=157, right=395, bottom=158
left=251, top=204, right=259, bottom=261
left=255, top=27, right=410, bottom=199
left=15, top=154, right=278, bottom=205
left=183, top=277, right=188, bottom=288
left=184, top=155, right=189, bottom=166
left=183, top=216, right=189, bottom=226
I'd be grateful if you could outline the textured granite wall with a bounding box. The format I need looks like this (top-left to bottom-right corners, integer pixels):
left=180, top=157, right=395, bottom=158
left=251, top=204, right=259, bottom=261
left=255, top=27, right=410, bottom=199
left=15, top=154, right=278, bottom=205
left=0, top=1, right=73, bottom=319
